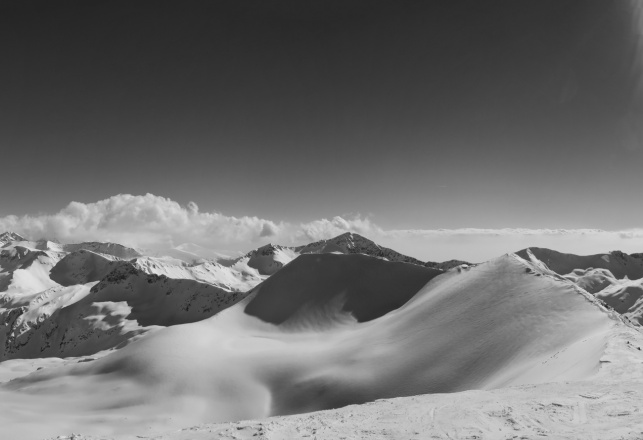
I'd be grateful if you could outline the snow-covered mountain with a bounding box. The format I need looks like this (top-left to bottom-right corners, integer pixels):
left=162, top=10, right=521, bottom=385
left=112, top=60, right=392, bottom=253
left=0, top=229, right=469, bottom=364
left=0, top=233, right=259, bottom=362
left=222, top=243, right=299, bottom=275
left=3, top=230, right=643, bottom=440
left=244, top=252, right=442, bottom=324
left=222, top=232, right=470, bottom=275
left=516, top=247, right=643, bottom=280
left=0, top=232, right=27, bottom=247
left=295, top=232, right=427, bottom=265
left=4, top=248, right=643, bottom=440
left=518, top=247, right=643, bottom=325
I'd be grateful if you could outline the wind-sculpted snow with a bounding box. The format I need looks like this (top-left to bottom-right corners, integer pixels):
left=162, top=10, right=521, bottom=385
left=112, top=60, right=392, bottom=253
left=0, top=252, right=629, bottom=439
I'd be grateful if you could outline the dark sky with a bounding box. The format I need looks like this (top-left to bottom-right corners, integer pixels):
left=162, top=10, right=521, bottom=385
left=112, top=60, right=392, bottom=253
left=1, top=0, right=642, bottom=229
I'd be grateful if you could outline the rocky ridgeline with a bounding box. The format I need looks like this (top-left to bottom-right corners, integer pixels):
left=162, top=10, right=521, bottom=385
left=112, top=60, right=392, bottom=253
left=297, top=232, right=426, bottom=265
left=296, top=232, right=471, bottom=270
left=0, top=233, right=252, bottom=361
left=244, top=243, right=290, bottom=258
left=0, top=232, right=27, bottom=247
left=219, top=232, right=471, bottom=273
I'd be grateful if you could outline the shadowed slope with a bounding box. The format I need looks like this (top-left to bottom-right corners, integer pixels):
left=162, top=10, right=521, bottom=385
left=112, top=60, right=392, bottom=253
left=244, top=253, right=442, bottom=323
left=49, top=250, right=120, bottom=286
left=85, top=262, right=249, bottom=327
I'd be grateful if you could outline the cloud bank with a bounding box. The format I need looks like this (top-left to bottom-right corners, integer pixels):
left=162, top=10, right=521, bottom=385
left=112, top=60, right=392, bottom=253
left=1, top=193, right=642, bottom=262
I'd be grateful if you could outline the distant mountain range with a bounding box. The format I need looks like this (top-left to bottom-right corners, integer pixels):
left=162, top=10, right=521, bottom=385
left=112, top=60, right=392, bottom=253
left=221, top=232, right=470, bottom=275
left=2, top=229, right=643, bottom=366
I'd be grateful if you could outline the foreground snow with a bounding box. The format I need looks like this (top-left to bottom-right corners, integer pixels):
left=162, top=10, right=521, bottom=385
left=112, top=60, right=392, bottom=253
left=39, top=324, right=643, bottom=440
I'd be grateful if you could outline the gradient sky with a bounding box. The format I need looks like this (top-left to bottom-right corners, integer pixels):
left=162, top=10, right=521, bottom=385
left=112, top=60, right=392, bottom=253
left=1, top=0, right=642, bottom=231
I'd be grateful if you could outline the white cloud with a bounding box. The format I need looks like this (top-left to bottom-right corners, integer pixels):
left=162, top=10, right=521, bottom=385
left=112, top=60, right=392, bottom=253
left=1, top=193, right=642, bottom=262
left=0, top=194, right=283, bottom=254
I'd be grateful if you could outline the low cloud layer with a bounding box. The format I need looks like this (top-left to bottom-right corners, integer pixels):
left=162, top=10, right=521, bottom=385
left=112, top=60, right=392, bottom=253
left=1, top=193, right=642, bottom=262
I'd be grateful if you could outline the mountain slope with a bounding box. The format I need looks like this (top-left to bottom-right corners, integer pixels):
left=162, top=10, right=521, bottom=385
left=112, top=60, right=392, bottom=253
left=49, top=250, right=120, bottom=286
left=225, top=232, right=468, bottom=276
left=518, top=247, right=643, bottom=325
left=0, top=246, right=62, bottom=295
left=132, top=257, right=261, bottom=292
left=244, top=253, right=442, bottom=324
left=86, top=262, right=249, bottom=327
left=0, top=232, right=27, bottom=247
left=0, top=233, right=259, bottom=362
left=516, top=247, right=643, bottom=280
left=0, top=251, right=631, bottom=439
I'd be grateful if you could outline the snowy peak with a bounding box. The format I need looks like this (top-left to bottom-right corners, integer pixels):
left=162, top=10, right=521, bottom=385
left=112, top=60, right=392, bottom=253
left=0, top=231, right=27, bottom=247
left=245, top=243, right=289, bottom=258
left=296, top=232, right=427, bottom=266
left=243, top=243, right=298, bottom=275
left=234, top=232, right=467, bottom=273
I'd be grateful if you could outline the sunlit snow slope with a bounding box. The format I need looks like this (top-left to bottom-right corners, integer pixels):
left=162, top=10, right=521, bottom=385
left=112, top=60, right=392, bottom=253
left=0, top=251, right=627, bottom=440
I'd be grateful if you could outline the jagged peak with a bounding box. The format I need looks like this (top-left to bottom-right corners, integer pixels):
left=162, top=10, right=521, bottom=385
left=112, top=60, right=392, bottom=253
left=0, top=231, right=27, bottom=243
left=244, top=243, right=289, bottom=258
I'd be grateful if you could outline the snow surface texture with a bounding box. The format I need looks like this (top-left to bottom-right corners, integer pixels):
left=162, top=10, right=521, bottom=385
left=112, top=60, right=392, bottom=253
left=1, top=232, right=643, bottom=439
